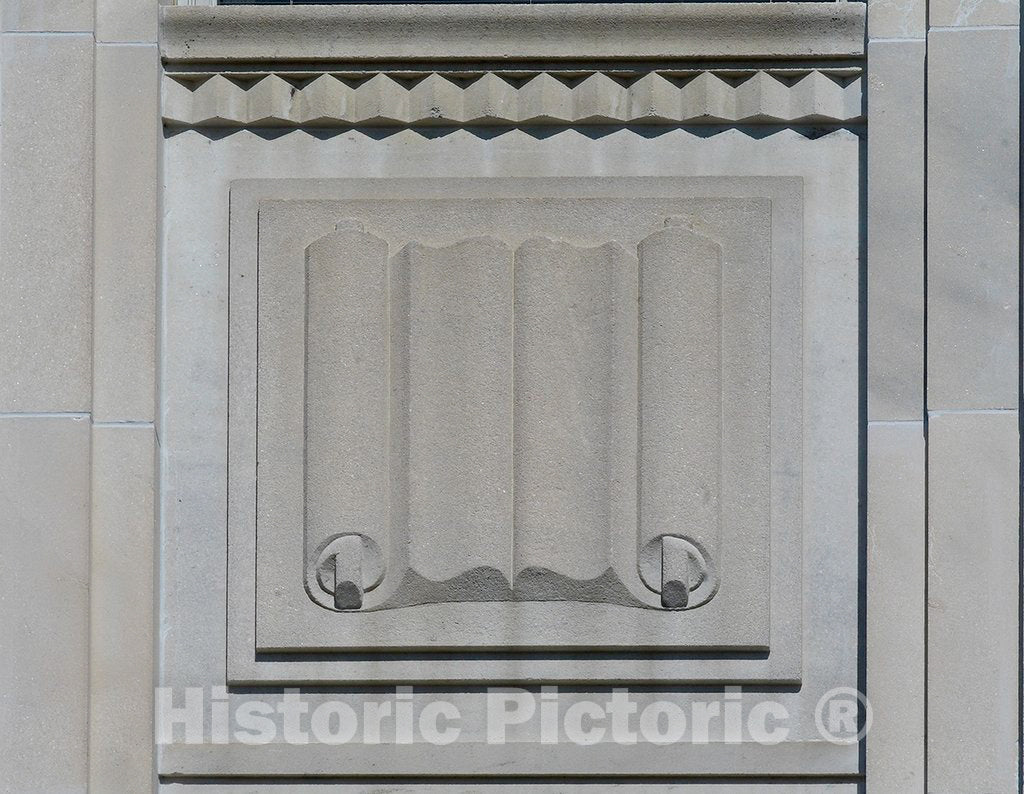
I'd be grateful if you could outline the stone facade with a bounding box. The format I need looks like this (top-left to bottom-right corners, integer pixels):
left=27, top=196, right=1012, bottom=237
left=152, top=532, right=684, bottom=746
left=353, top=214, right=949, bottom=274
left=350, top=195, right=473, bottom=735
left=0, top=0, right=1018, bottom=791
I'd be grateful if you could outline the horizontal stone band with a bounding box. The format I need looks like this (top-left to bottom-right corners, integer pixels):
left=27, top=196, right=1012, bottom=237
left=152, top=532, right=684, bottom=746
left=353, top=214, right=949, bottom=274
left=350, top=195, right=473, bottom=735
left=160, top=3, right=865, bottom=64
left=163, top=71, right=863, bottom=129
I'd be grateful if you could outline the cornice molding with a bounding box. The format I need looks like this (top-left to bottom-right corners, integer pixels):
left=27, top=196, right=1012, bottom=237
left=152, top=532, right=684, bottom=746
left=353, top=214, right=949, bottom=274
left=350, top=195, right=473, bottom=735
left=160, top=3, right=866, bottom=65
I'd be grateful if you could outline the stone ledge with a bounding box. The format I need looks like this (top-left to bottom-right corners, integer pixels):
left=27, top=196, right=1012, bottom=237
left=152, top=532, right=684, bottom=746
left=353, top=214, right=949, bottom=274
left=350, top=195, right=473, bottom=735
left=160, top=3, right=866, bottom=64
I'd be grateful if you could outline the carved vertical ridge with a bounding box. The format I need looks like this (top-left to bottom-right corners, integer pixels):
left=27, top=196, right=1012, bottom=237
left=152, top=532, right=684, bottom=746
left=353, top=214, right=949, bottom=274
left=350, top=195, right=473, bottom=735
left=248, top=74, right=297, bottom=126
left=637, top=222, right=723, bottom=605
left=627, top=73, right=682, bottom=123
left=354, top=73, right=410, bottom=125
left=679, top=72, right=736, bottom=122
left=296, top=74, right=356, bottom=126
left=304, top=222, right=391, bottom=605
left=386, top=236, right=411, bottom=603
left=517, top=73, right=574, bottom=124
left=398, top=237, right=514, bottom=583
left=463, top=73, right=518, bottom=124
left=190, top=75, right=247, bottom=125
left=407, top=73, right=465, bottom=125
left=574, top=73, right=629, bottom=123
left=511, top=238, right=638, bottom=584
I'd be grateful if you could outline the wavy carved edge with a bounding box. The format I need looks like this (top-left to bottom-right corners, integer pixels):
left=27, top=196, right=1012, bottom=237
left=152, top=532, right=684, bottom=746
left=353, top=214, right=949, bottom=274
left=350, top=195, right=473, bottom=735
left=163, top=70, right=863, bottom=129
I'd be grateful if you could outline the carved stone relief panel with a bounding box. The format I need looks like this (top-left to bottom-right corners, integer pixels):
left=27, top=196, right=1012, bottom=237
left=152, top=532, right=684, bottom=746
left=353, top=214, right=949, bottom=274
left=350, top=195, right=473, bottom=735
left=153, top=1, right=865, bottom=781
left=161, top=126, right=858, bottom=776
left=226, top=177, right=803, bottom=682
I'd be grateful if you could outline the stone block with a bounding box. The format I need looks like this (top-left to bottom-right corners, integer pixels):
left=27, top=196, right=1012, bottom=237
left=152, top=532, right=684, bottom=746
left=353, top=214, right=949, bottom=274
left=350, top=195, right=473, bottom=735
left=868, top=40, right=925, bottom=420
left=0, top=416, right=90, bottom=792
left=927, top=410, right=1019, bottom=792
left=868, top=0, right=926, bottom=39
left=96, top=0, right=157, bottom=43
left=94, top=44, right=158, bottom=421
left=866, top=421, right=925, bottom=789
left=1, top=0, right=92, bottom=32
left=0, top=34, right=93, bottom=411
left=930, top=0, right=1020, bottom=26
left=927, top=29, right=1019, bottom=410
left=89, top=425, right=155, bottom=792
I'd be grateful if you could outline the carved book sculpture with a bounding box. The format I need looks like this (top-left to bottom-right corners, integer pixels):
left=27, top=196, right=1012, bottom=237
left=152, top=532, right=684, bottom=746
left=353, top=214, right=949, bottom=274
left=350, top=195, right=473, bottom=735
left=226, top=176, right=804, bottom=678
left=305, top=221, right=725, bottom=614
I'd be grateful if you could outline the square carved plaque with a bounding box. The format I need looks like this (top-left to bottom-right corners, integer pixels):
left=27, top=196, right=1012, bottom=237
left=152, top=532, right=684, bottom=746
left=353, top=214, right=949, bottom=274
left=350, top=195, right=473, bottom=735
left=227, top=177, right=803, bottom=683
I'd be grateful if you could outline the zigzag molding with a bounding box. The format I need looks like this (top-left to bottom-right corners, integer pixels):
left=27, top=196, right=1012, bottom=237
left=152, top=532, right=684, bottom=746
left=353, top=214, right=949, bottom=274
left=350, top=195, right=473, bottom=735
left=162, top=71, right=863, bottom=129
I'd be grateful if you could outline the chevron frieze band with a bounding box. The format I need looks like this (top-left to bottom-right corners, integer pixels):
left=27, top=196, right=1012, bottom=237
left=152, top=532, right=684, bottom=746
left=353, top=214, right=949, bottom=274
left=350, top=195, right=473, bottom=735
left=162, top=71, right=863, bottom=129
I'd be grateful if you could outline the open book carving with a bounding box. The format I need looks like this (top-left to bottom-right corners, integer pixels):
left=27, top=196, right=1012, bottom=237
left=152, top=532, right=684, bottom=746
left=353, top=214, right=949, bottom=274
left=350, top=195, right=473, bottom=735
left=302, top=220, right=723, bottom=613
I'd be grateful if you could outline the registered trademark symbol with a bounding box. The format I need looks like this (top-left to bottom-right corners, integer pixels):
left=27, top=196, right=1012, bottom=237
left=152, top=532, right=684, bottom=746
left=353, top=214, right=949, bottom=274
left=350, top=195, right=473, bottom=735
left=815, top=687, right=872, bottom=745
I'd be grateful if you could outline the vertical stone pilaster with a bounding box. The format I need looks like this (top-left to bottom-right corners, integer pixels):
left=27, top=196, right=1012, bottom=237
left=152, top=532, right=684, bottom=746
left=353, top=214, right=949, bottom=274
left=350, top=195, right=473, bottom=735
left=923, top=9, right=1021, bottom=794
left=90, top=1, right=161, bottom=791
left=865, top=2, right=929, bottom=789
left=0, top=4, right=98, bottom=790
